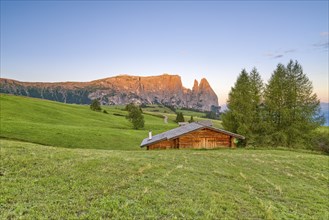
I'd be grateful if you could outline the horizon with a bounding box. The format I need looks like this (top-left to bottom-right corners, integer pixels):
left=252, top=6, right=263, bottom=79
left=1, top=1, right=328, bottom=105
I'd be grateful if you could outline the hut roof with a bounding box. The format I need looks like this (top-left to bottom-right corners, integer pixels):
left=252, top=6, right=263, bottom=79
left=140, top=121, right=245, bottom=147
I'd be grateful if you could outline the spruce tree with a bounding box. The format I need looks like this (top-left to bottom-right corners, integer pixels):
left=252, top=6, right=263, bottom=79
left=222, top=69, right=252, bottom=144
left=264, top=60, right=324, bottom=147
left=248, top=68, right=265, bottom=145
left=175, top=112, right=185, bottom=123
left=222, top=69, right=264, bottom=145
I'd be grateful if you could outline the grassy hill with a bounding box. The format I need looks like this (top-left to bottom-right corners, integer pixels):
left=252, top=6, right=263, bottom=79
left=141, top=107, right=223, bottom=128
left=0, top=94, right=179, bottom=150
left=1, top=139, right=328, bottom=219
left=0, top=94, right=223, bottom=150
left=1, top=94, right=328, bottom=219
left=141, top=104, right=207, bottom=118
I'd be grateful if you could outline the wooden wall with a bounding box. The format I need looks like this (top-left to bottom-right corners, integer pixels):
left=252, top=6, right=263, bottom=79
left=179, top=128, right=232, bottom=149
left=147, top=128, right=235, bottom=150
left=147, top=139, right=175, bottom=150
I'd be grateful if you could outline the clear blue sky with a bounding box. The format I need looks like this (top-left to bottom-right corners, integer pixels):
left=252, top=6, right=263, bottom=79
left=1, top=1, right=328, bottom=104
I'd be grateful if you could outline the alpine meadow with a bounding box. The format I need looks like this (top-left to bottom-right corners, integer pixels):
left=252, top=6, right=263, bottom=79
left=1, top=84, right=329, bottom=218
left=1, top=1, right=329, bottom=219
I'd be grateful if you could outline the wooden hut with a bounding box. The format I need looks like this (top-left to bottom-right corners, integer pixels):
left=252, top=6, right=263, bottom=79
left=140, top=121, right=245, bottom=150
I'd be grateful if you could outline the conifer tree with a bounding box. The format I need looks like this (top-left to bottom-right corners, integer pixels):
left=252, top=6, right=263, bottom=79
left=222, top=69, right=264, bottom=145
left=248, top=68, right=265, bottom=144
left=264, top=60, right=324, bottom=147
left=175, top=112, right=185, bottom=123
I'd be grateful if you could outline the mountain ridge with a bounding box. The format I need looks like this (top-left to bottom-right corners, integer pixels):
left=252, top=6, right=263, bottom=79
left=0, top=74, right=219, bottom=111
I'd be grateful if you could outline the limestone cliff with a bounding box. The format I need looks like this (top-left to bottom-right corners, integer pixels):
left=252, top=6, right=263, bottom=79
left=0, top=74, right=219, bottom=111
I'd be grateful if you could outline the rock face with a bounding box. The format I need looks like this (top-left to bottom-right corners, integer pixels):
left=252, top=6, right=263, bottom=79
left=0, top=74, right=219, bottom=111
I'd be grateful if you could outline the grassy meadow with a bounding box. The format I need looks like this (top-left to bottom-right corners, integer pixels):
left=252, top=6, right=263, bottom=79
left=141, top=105, right=223, bottom=128
left=1, top=139, right=328, bottom=219
left=1, top=94, right=328, bottom=219
left=0, top=94, right=222, bottom=149
left=0, top=94, right=178, bottom=150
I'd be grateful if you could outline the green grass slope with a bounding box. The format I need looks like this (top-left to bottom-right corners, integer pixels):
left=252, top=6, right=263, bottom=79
left=0, top=94, right=177, bottom=150
left=1, top=139, right=328, bottom=219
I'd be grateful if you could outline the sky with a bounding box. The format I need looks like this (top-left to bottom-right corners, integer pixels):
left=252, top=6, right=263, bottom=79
left=1, top=1, right=328, bottom=105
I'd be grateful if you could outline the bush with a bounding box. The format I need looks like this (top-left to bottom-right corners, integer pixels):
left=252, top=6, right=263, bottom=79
left=90, top=99, right=101, bottom=111
left=113, top=113, right=125, bottom=117
left=188, top=116, right=195, bottom=123
left=125, top=103, right=135, bottom=112
left=310, top=131, right=329, bottom=154
left=125, top=104, right=144, bottom=130
left=204, top=111, right=218, bottom=119
left=164, top=104, right=176, bottom=113
left=140, top=103, right=147, bottom=108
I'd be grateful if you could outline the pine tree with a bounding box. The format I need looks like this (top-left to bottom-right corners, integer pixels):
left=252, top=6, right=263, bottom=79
left=188, top=115, right=195, bottom=123
left=264, top=60, right=324, bottom=147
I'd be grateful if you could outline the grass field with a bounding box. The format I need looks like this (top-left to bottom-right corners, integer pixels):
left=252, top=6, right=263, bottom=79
left=0, top=94, right=223, bottom=149
left=0, top=94, right=178, bottom=150
left=1, top=139, right=328, bottom=219
left=176, top=109, right=207, bottom=118
left=142, top=110, right=223, bottom=128
left=141, top=104, right=176, bottom=114
left=1, top=94, right=328, bottom=219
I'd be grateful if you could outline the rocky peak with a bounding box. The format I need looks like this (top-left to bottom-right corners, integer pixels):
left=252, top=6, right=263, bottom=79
left=192, top=79, right=199, bottom=93
left=199, top=78, right=212, bottom=91
left=0, top=74, right=219, bottom=111
left=145, top=74, right=183, bottom=91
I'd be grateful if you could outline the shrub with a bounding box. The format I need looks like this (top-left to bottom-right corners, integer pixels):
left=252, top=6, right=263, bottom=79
left=188, top=116, right=195, bottom=123
left=113, top=113, right=125, bottom=117
left=310, top=131, right=329, bottom=154
left=90, top=99, right=101, bottom=111
left=125, top=104, right=144, bottom=130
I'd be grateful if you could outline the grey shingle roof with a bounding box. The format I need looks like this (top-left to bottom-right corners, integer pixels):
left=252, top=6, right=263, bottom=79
left=140, top=121, right=245, bottom=147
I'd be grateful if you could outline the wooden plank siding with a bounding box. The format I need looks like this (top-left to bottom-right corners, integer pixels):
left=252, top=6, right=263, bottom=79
left=147, top=139, right=175, bottom=150
left=179, top=128, right=232, bottom=149
left=147, top=128, right=235, bottom=150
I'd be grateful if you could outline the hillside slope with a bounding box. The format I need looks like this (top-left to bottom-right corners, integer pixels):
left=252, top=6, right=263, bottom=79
left=1, top=139, right=328, bottom=219
left=0, top=94, right=177, bottom=150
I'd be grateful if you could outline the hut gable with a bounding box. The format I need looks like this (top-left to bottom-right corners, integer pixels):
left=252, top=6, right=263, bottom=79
left=140, top=121, right=244, bottom=150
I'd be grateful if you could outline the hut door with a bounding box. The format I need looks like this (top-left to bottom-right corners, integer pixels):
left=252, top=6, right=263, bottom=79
left=174, top=138, right=179, bottom=149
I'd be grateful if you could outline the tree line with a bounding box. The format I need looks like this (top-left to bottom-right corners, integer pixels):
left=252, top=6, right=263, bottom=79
left=221, top=60, right=325, bottom=149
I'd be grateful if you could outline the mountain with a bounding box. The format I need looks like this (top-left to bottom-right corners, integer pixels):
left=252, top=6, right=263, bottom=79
left=0, top=74, right=219, bottom=111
